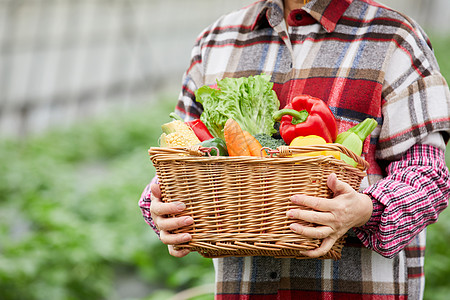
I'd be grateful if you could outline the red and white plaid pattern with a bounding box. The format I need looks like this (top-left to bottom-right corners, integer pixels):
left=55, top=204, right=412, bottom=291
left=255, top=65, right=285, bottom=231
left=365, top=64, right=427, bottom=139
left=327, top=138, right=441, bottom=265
left=139, top=0, right=450, bottom=298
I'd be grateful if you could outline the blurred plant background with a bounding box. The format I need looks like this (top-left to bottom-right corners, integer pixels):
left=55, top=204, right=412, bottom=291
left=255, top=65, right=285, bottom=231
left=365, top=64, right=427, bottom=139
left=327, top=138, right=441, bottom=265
left=0, top=0, right=449, bottom=299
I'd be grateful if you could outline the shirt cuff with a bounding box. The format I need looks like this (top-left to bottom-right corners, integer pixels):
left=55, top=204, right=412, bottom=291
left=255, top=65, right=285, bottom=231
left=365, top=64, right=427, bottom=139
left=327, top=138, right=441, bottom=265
left=358, top=189, right=384, bottom=232
left=138, top=176, right=160, bottom=237
left=352, top=144, right=450, bottom=258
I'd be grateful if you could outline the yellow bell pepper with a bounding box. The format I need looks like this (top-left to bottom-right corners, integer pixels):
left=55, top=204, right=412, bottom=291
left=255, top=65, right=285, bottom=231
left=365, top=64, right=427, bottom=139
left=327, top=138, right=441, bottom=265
left=289, top=135, right=340, bottom=159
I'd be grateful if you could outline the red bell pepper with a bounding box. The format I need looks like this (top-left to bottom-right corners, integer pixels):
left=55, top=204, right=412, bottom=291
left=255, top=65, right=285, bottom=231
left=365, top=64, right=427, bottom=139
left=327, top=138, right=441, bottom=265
left=272, top=95, right=338, bottom=145
left=169, top=112, right=214, bottom=141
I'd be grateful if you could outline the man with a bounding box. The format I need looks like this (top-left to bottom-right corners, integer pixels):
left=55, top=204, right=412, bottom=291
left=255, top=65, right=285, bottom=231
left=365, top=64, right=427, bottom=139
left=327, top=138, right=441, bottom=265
left=140, top=0, right=450, bottom=298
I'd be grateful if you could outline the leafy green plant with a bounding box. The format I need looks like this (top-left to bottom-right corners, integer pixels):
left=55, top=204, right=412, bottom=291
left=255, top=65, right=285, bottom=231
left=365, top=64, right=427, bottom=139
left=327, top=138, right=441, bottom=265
left=0, top=96, right=215, bottom=300
left=424, top=209, right=450, bottom=300
left=423, top=33, right=450, bottom=300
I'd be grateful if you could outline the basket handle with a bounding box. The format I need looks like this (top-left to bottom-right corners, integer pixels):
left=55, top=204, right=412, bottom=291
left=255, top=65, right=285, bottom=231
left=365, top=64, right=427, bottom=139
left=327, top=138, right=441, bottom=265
left=276, top=144, right=370, bottom=170
left=148, top=146, right=219, bottom=157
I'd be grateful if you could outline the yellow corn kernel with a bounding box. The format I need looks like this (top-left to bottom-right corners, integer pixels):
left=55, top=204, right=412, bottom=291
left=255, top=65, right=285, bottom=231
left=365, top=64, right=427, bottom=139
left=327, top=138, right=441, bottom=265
left=160, top=120, right=201, bottom=147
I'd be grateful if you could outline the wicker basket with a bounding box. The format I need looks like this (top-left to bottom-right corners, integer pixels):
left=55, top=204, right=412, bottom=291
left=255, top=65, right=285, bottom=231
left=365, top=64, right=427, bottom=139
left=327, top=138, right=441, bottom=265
left=148, top=144, right=369, bottom=260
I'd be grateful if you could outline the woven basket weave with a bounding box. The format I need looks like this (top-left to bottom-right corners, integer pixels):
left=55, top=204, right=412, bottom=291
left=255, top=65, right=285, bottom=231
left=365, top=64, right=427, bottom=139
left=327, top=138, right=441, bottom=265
left=148, top=144, right=369, bottom=260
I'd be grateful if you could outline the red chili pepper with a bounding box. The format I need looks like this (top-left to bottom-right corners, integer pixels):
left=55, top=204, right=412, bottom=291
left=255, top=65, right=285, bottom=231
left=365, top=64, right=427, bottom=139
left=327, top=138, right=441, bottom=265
left=272, top=95, right=338, bottom=145
left=169, top=112, right=214, bottom=141
left=186, top=119, right=215, bottom=141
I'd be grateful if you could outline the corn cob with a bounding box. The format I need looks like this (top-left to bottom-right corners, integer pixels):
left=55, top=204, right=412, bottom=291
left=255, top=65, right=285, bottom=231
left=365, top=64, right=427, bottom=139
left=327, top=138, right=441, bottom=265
left=159, top=120, right=201, bottom=147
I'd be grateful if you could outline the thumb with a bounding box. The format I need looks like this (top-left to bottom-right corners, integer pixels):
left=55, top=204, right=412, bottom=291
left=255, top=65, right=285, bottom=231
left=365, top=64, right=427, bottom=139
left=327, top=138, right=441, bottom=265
left=327, top=173, right=352, bottom=196
left=150, top=183, right=162, bottom=199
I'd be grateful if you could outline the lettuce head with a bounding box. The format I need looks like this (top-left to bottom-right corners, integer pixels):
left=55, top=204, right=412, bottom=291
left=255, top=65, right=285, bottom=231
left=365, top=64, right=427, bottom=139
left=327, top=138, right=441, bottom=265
left=195, top=74, right=280, bottom=140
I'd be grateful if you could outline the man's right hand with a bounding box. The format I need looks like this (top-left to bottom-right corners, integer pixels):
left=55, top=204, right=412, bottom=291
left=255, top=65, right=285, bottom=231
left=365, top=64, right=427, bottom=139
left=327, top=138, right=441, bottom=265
left=150, top=183, right=193, bottom=257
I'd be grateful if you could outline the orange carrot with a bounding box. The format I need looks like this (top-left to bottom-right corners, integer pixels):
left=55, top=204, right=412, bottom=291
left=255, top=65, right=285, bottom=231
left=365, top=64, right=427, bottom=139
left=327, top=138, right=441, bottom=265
left=243, top=130, right=266, bottom=157
left=223, top=119, right=251, bottom=156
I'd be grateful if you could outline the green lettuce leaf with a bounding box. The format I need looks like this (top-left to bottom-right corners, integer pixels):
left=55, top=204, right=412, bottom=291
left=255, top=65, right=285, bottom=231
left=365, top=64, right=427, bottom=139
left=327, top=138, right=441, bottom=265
left=195, top=74, right=280, bottom=140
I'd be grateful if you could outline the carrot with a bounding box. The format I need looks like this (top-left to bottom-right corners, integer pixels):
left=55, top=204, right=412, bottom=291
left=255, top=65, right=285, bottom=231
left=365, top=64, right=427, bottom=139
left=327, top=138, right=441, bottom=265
left=223, top=118, right=265, bottom=156
left=223, top=119, right=251, bottom=156
left=243, top=130, right=266, bottom=157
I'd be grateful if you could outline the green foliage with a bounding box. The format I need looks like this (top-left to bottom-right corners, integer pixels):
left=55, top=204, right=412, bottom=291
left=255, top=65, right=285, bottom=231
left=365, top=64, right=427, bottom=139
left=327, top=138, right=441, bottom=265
left=431, top=34, right=450, bottom=167
left=423, top=33, right=450, bottom=300
left=424, top=209, right=450, bottom=300
left=430, top=34, right=450, bottom=83
left=0, top=96, right=214, bottom=299
left=428, top=34, right=450, bottom=166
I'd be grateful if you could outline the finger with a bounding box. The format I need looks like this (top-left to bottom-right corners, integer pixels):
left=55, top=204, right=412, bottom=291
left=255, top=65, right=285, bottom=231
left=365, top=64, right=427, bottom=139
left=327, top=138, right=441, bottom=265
left=168, top=245, right=191, bottom=258
left=160, top=231, right=192, bottom=245
left=290, top=194, right=333, bottom=212
left=151, top=183, right=162, bottom=199
left=151, top=200, right=186, bottom=217
left=289, top=223, right=334, bottom=239
left=287, top=209, right=334, bottom=225
left=300, top=237, right=336, bottom=258
left=156, top=215, right=194, bottom=231
left=327, top=173, right=353, bottom=196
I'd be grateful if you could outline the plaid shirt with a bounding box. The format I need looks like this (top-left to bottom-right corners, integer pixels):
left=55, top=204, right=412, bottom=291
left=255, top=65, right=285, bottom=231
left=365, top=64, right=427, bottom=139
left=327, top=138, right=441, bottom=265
left=140, top=0, right=450, bottom=298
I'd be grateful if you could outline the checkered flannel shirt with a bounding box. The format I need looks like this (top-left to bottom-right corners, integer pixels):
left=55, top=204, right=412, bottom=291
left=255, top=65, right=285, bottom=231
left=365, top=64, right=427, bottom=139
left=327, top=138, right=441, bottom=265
left=139, top=0, right=450, bottom=298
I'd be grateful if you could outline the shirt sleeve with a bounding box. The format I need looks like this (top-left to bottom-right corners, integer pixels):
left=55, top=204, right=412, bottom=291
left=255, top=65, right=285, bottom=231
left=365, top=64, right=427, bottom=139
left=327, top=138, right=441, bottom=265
left=138, top=176, right=160, bottom=237
left=353, top=143, right=450, bottom=258
left=376, top=18, right=450, bottom=161
left=173, top=27, right=208, bottom=121
left=353, top=17, right=450, bottom=258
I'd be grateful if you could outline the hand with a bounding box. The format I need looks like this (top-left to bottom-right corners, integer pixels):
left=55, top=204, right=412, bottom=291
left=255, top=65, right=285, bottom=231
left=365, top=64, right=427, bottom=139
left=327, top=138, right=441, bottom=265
left=287, top=173, right=373, bottom=258
left=150, top=183, right=193, bottom=257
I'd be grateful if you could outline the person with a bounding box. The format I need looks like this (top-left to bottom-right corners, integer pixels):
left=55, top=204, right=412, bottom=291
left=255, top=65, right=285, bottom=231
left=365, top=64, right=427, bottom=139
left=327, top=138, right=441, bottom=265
left=139, top=0, right=450, bottom=298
